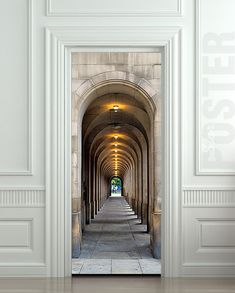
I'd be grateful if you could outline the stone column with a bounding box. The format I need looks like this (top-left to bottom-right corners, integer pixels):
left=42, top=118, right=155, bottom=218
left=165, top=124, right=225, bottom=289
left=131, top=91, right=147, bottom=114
left=71, top=100, right=82, bottom=257
left=151, top=106, right=162, bottom=259
left=72, top=197, right=82, bottom=258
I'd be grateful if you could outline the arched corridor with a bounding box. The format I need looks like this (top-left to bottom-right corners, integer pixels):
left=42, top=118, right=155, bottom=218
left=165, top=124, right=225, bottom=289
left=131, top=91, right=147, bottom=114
left=71, top=52, right=162, bottom=274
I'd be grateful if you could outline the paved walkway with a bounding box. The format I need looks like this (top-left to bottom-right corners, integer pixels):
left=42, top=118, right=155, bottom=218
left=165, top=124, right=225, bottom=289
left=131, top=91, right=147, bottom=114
left=72, top=196, right=161, bottom=274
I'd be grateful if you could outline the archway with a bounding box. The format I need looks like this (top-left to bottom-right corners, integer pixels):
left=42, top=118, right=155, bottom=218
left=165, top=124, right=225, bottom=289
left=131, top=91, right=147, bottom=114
left=110, top=177, right=123, bottom=197
left=71, top=52, right=162, bottom=274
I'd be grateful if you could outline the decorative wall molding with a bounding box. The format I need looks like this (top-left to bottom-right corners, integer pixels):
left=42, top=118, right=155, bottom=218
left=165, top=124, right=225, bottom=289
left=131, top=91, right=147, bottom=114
left=182, top=208, right=235, bottom=276
left=0, top=0, right=33, bottom=176
left=0, top=219, right=32, bottom=249
left=46, top=26, right=182, bottom=277
left=198, top=218, right=235, bottom=248
left=196, top=0, right=235, bottom=175
left=182, top=262, right=235, bottom=277
left=0, top=188, right=45, bottom=208
left=46, top=0, right=182, bottom=17
left=183, top=188, right=235, bottom=207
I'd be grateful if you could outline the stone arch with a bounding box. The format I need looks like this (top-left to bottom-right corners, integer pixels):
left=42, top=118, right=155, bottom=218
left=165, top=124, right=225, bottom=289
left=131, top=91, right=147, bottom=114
left=72, top=70, right=162, bottom=259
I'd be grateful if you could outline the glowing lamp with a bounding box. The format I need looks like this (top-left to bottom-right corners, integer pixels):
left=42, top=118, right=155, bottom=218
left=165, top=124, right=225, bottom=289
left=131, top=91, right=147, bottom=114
left=113, top=105, right=119, bottom=112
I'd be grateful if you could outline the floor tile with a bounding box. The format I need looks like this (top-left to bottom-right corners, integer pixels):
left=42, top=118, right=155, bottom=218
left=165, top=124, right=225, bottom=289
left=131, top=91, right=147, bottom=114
left=80, top=259, right=111, bottom=274
left=72, top=196, right=161, bottom=274
left=112, top=260, right=142, bottom=274
left=139, top=259, right=161, bottom=274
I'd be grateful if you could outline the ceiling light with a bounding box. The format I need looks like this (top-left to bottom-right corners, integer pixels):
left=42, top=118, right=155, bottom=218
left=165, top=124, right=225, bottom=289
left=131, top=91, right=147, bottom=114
left=113, top=105, right=119, bottom=112
left=114, top=135, right=118, bottom=140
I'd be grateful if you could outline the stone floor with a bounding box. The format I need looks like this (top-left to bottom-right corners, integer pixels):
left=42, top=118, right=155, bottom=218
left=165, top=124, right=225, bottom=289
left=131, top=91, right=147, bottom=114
left=72, top=196, right=161, bottom=274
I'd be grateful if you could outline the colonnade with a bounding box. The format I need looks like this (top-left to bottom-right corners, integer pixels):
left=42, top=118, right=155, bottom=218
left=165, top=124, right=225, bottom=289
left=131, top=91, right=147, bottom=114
left=72, top=76, right=161, bottom=260
left=82, top=92, right=153, bottom=228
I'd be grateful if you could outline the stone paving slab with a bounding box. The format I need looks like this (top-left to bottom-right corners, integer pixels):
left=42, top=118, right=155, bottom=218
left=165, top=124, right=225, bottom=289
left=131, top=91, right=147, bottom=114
left=72, top=196, right=161, bottom=274
left=112, top=260, right=142, bottom=274
left=80, top=259, right=112, bottom=274
left=72, top=258, right=161, bottom=275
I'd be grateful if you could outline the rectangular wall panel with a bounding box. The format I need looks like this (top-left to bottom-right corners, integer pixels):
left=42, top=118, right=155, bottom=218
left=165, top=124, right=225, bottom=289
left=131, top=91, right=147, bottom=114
left=0, top=208, right=45, bottom=264
left=0, top=0, right=32, bottom=174
left=0, top=220, right=31, bottom=248
left=47, top=0, right=181, bottom=17
left=197, top=0, right=235, bottom=174
left=201, top=221, right=235, bottom=247
left=183, top=208, right=235, bottom=267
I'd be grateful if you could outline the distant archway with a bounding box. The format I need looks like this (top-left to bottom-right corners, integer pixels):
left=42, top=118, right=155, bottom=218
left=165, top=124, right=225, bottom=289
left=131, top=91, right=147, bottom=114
left=110, top=176, right=123, bottom=197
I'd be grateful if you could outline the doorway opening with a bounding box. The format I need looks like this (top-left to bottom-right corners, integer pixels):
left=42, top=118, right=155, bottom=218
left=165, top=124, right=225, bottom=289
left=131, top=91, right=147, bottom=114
left=110, top=177, right=122, bottom=197
left=71, top=52, right=162, bottom=275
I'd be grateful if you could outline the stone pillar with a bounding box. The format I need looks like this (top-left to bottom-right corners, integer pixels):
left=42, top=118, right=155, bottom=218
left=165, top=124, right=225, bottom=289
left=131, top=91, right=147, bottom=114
left=141, top=202, right=148, bottom=225
left=151, top=211, right=161, bottom=259
left=137, top=200, right=142, bottom=219
left=151, top=109, right=162, bottom=259
left=72, top=197, right=82, bottom=258
left=132, top=198, right=136, bottom=212
left=95, top=199, right=98, bottom=215
left=91, top=201, right=95, bottom=219
left=86, top=202, right=91, bottom=224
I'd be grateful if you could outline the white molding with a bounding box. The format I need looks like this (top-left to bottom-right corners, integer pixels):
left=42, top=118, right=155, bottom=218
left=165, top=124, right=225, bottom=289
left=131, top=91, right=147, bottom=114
left=196, top=0, right=235, bottom=175
left=183, top=262, right=235, bottom=267
left=46, top=0, right=182, bottom=17
left=0, top=219, right=32, bottom=249
left=45, top=26, right=182, bottom=277
left=0, top=188, right=45, bottom=208
left=183, top=188, right=235, bottom=207
left=0, top=0, right=33, bottom=176
left=183, top=186, right=235, bottom=190
left=182, top=262, right=235, bottom=276
left=0, top=262, right=45, bottom=267
left=0, top=263, right=47, bottom=277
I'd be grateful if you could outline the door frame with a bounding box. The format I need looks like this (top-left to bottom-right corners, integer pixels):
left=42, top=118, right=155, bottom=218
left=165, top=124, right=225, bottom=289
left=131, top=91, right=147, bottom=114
left=45, top=26, right=182, bottom=277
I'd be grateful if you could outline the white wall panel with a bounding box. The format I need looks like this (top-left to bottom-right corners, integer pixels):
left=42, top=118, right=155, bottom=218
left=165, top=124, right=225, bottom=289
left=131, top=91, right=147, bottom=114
left=183, top=208, right=235, bottom=275
left=0, top=208, right=45, bottom=265
left=0, top=0, right=234, bottom=278
left=47, top=0, right=182, bottom=17
left=0, top=220, right=31, bottom=248
left=201, top=221, right=235, bottom=247
left=197, top=0, right=235, bottom=174
left=0, top=0, right=32, bottom=175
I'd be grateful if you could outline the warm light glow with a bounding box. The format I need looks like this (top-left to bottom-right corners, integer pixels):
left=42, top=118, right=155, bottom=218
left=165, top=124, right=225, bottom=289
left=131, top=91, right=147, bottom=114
left=114, top=144, right=118, bottom=147
left=114, top=135, right=118, bottom=140
left=114, top=150, right=118, bottom=153
left=115, top=155, right=117, bottom=157
left=113, top=105, right=119, bottom=112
